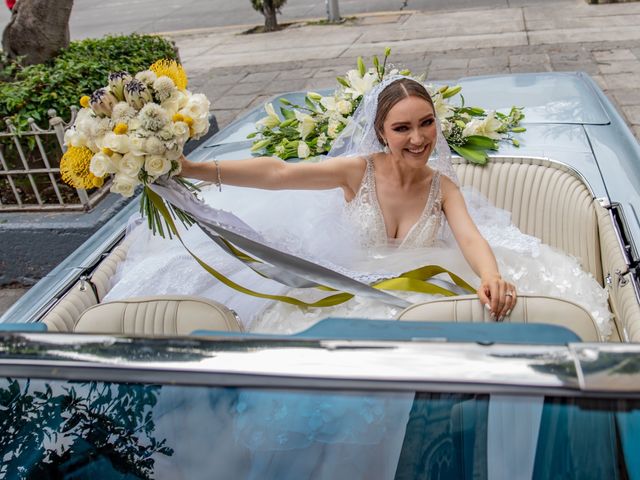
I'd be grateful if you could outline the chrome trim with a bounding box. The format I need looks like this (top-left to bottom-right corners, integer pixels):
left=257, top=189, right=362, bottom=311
left=1, top=334, right=640, bottom=395
left=453, top=154, right=599, bottom=200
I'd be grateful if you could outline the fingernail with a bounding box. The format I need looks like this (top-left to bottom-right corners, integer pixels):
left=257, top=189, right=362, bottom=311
left=506, top=309, right=512, bottom=317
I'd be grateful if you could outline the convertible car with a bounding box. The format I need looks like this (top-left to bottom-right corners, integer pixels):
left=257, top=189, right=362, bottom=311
left=1, top=72, right=640, bottom=479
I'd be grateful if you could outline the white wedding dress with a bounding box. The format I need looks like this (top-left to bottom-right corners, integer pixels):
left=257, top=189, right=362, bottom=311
left=104, top=154, right=612, bottom=339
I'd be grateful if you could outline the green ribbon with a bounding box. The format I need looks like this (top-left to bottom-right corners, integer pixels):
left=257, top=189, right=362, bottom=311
left=146, top=187, right=474, bottom=308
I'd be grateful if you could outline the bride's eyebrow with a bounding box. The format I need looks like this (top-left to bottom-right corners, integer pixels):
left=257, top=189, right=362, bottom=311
left=390, top=114, right=435, bottom=127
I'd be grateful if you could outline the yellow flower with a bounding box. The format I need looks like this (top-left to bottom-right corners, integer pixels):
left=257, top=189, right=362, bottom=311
left=60, top=146, right=103, bottom=189
left=113, top=123, right=128, bottom=135
left=172, top=113, right=185, bottom=123
left=80, top=96, right=90, bottom=108
left=102, top=147, right=114, bottom=156
left=149, top=59, right=188, bottom=91
left=182, top=115, right=194, bottom=127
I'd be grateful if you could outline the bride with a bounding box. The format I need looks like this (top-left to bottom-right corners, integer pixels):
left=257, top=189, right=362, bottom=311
left=105, top=75, right=611, bottom=338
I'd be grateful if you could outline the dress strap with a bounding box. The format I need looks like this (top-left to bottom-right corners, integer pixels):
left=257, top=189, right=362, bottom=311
left=425, top=171, right=442, bottom=214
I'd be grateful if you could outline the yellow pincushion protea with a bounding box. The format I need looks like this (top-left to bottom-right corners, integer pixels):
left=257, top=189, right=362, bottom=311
left=79, top=95, right=91, bottom=108
left=150, top=59, right=188, bottom=91
left=60, top=146, right=103, bottom=189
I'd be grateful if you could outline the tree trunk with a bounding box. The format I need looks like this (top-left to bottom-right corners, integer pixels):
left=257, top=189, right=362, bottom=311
left=2, top=0, right=74, bottom=65
left=262, top=0, right=278, bottom=32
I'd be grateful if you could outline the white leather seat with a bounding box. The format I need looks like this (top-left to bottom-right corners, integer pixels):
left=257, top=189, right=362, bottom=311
left=397, top=294, right=602, bottom=341
left=73, top=296, right=242, bottom=335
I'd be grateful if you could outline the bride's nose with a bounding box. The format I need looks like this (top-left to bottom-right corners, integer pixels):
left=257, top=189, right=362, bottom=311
left=409, top=128, right=423, bottom=145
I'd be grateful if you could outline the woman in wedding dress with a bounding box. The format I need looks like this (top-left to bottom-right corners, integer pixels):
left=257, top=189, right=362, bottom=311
left=105, top=75, right=611, bottom=339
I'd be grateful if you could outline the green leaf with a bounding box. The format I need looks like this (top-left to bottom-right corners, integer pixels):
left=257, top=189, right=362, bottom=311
left=442, top=85, right=462, bottom=99
left=357, top=57, right=366, bottom=77
left=304, top=97, right=316, bottom=111
left=281, top=108, right=295, bottom=120
left=464, top=135, right=498, bottom=149
left=451, top=145, right=489, bottom=165
left=336, top=76, right=350, bottom=88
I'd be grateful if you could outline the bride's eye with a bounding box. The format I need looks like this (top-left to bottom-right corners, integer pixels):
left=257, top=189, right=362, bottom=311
left=393, top=126, right=409, bottom=132
left=422, top=119, right=435, bottom=126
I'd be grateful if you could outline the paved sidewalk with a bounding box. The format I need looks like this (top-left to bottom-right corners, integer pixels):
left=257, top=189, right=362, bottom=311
left=2, top=1, right=640, bottom=316
left=167, top=2, right=640, bottom=140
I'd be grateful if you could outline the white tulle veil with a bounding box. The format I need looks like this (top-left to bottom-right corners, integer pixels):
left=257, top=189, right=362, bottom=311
left=327, top=74, right=459, bottom=186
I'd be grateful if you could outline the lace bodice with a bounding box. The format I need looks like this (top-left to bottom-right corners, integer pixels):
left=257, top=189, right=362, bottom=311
left=344, top=156, right=444, bottom=249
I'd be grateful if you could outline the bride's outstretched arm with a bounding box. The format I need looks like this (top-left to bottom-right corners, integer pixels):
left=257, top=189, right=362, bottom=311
left=441, top=177, right=517, bottom=320
left=180, top=155, right=363, bottom=194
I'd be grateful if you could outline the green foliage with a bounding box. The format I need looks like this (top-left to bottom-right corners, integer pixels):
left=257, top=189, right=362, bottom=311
left=250, top=0, right=288, bottom=13
left=0, top=34, right=177, bottom=132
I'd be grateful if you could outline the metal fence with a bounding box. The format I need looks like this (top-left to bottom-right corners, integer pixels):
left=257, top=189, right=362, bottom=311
left=0, top=108, right=109, bottom=212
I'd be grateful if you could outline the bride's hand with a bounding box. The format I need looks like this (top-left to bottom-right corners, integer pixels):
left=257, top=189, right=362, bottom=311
left=477, top=274, right=517, bottom=321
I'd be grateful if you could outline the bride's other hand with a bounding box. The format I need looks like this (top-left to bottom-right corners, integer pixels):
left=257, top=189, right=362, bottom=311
left=478, top=274, right=517, bottom=321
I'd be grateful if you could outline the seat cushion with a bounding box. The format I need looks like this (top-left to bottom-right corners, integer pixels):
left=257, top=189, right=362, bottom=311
left=397, top=294, right=601, bottom=341
left=74, top=296, right=242, bottom=335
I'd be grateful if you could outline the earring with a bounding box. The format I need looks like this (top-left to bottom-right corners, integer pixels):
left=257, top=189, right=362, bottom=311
left=383, top=141, right=390, bottom=154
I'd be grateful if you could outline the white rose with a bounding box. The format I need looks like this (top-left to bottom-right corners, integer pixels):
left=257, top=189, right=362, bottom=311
left=128, top=136, right=147, bottom=156
left=165, top=145, right=182, bottom=161
left=64, top=129, right=87, bottom=148
left=144, top=155, right=172, bottom=177
left=74, top=109, right=95, bottom=136
left=171, top=121, right=190, bottom=142
left=191, top=118, right=209, bottom=139
left=336, top=100, right=353, bottom=115
left=177, top=90, right=189, bottom=109
left=110, top=173, right=139, bottom=198
left=100, top=132, right=130, bottom=154
left=297, top=142, right=311, bottom=159
left=118, top=152, right=145, bottom=177
left=89, top=152, right=116, bottom=178
left=145, top=136, right=166, bottom=155
left=184, top=93, right=210, bottom=118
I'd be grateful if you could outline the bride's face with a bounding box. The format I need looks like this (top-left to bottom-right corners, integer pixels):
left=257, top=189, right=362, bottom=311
left=382, top=96, right=437, bottom=165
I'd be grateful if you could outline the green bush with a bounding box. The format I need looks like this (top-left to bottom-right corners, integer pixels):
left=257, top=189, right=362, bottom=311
left=0, top=34, right=177, bottom=131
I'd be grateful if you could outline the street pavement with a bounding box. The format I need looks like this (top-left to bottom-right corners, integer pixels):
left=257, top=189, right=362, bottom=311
left=0, top=0, right=570, bottom=40
left=167, top=1, right=640, bottom=140
left=2, top=0, right=640, bottom=315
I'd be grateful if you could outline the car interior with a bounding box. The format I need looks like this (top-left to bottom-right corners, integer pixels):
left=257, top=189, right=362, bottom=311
left=37, top=157, right=640, bottom=343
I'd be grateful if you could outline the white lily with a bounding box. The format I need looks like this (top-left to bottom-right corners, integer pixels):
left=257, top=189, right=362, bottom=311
left=433, top=94, right=454, bottom=120
left=295, top=111, right=316, bottom=140
left=462, top=112, right=503, bottom=140
left=344, top=69, right=378, bottom=98
left=256, top=103, right=280, bottom=129
left=297, top=141, right=311, bottom=159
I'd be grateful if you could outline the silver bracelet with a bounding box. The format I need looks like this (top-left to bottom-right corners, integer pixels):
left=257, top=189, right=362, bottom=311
left=214, top=158, right=222, bottom=192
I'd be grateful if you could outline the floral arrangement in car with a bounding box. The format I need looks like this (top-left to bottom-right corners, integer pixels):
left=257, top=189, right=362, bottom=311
left=250, top=49, right=525, bottom=164
left=60, top=59, right=210, bottom=236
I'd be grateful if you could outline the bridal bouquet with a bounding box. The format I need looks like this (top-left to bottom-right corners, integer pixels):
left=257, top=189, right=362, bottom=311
left=60, top=59, right=210, bottom=236
left=250, top=49, right=525, bottom=164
